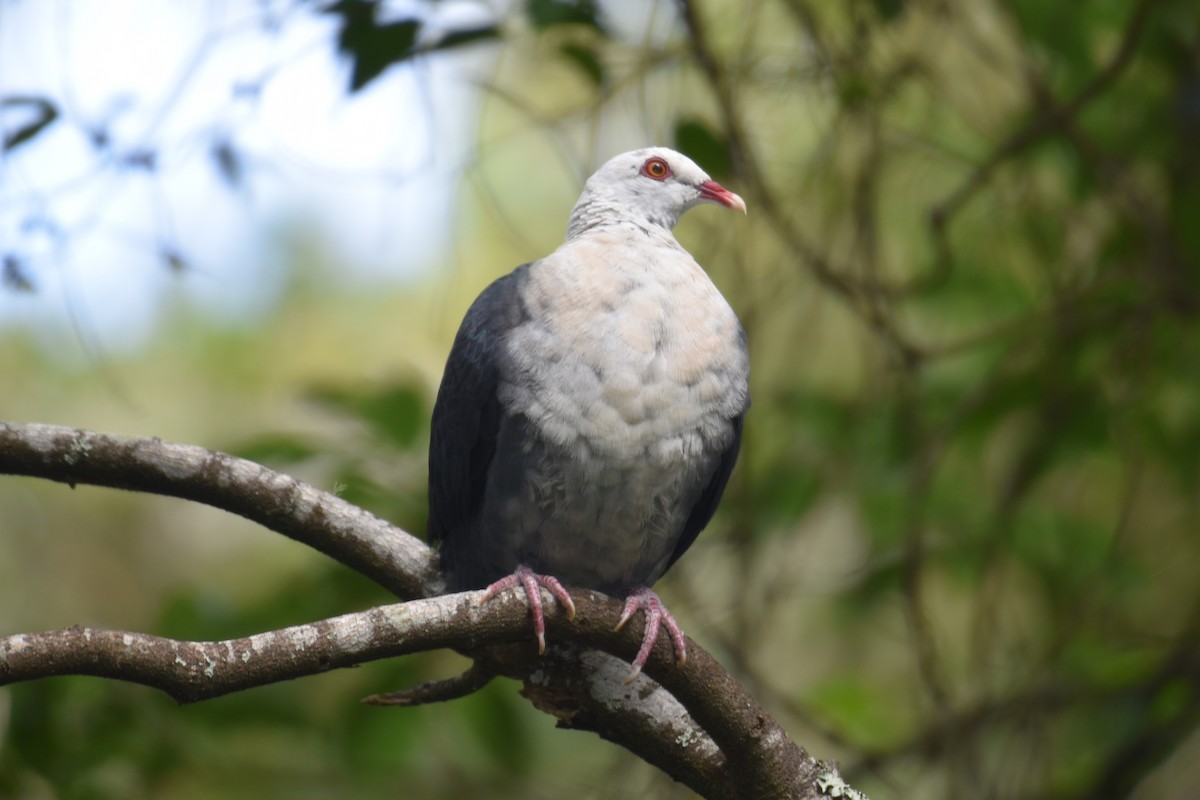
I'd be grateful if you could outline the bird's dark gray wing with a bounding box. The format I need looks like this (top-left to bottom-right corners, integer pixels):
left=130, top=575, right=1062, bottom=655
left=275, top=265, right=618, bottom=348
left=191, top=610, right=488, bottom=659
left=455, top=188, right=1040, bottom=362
left=427, top=266, right=530, bottom=569
left=662, top=413, right=744, bottom=574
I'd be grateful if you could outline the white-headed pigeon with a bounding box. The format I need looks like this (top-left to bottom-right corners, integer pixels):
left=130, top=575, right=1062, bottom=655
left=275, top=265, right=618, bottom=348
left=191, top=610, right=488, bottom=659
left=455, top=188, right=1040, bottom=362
left=429, top=147, right=749, bottom=680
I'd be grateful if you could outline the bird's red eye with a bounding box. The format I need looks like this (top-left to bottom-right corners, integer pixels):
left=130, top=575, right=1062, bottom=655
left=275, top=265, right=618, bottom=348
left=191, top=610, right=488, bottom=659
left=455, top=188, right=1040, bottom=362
left=641, top=157, right=670, bottom=181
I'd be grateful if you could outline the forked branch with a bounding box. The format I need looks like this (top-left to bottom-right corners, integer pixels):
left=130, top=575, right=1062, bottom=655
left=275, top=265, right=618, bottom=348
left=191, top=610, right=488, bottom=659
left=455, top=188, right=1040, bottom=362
left=0, top=422, right=851, bottom=799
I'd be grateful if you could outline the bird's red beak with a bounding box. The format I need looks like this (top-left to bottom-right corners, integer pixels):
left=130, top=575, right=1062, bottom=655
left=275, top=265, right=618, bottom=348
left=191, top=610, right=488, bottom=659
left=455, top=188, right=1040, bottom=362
left=698, top=180, right=747, bottom=214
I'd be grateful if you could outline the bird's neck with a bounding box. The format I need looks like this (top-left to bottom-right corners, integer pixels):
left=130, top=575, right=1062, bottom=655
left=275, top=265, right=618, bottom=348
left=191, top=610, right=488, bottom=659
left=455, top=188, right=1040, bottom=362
left=565, top=196, right=680, bottom=242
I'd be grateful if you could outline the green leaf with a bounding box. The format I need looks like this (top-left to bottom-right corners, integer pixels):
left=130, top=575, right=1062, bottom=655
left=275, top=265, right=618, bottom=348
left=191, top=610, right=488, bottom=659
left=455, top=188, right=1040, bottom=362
left=156, top=565, right=390, bottom=643
left=526, top=0, right=606, bottom=33
left=756, top=467, right=822, bottom=525
left=558, top=42, right=605, bottom=87
left=306, top=381, right=427, bottom=450
left=673, top=118, right=731, bottom=179
left=323, top=0, right=421, bottom=92
left=430, top=24, right=501, bottom=53
left=1151, top=679, right=1195, bottom=726
left=1, top=95, right=59, bottom=152
left=836, top=72, right=872, bottom=109
left=328, top=464, right=390, bottom=514
left=806, top=675, right=907, bottom=747
left=1062, top=634, right=1158, bottom=689
left=338, top=666, right=427, bottom=773
left=872, top=0, right=905, bottom=21
left=1006, top=0, right=1109, bottom=92
left=462, top=682, right=535, bottom=775
left=323, top=2, right=499, bottom=91
left=160, top=246, right=188, bottom=274
left=227, top=433, right=320, bottom=466
left=211, top=137, right=243, bottom=188
left=3, top=254, right=35, bottom=292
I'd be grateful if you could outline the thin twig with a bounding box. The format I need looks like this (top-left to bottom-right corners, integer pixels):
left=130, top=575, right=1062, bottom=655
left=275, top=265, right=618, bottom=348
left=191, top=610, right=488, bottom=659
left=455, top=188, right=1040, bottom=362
left=363, top=661, right=495, bottom=706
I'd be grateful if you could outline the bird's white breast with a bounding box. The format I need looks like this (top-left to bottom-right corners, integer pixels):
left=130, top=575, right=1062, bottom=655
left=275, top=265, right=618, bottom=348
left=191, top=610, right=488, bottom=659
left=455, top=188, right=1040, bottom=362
left=500, top=229, right=747, bottom=467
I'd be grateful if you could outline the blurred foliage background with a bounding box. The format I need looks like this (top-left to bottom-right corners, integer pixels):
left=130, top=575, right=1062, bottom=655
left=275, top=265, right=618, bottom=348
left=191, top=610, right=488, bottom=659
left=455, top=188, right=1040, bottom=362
left=3, top=0, right=1200, bottom=798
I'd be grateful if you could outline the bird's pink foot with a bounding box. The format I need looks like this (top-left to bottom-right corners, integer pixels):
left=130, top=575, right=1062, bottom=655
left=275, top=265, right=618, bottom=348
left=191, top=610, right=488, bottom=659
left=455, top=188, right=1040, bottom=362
left=480, top=564, right=576, bottom=654
left=614, top=586, right=687, bottom=683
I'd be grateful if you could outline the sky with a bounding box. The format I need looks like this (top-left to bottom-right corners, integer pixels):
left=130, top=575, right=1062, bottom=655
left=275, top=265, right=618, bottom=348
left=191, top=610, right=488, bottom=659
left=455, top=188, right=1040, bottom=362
left=0, top=0, right=491, bottom=357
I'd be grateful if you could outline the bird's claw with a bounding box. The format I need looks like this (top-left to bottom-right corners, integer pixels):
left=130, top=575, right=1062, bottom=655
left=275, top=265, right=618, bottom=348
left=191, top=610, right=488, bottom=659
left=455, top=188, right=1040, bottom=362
left=481, top=565, right=575, bottom=654
left=614, top=587, right=686, bottom=684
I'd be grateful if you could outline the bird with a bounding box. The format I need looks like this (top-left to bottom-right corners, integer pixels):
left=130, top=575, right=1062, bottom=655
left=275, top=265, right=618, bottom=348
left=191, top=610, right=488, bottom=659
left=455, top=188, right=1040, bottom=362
left=428, top=147, right=749, bottom=680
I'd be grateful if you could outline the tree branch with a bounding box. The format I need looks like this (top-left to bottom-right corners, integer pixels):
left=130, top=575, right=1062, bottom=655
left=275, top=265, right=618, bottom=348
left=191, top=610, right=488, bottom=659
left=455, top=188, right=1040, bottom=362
left=0, top=421, right=857, bottom=799
left=928, top=0, right=1160, bottom=248
left=675, top=0, right=920, bottom=368
left=364, top=660, right=496, bottom=706
left=0, top=588, right=835, bottom=799
left=0, top=421, right=443, bottom=600
left=0, top=590, right=537, bottom=702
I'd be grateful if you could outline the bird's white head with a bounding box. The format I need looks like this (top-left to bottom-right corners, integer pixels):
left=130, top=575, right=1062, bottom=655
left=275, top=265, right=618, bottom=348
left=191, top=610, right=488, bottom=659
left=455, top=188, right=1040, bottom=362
left=566, top=147, right=746, bottom=239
